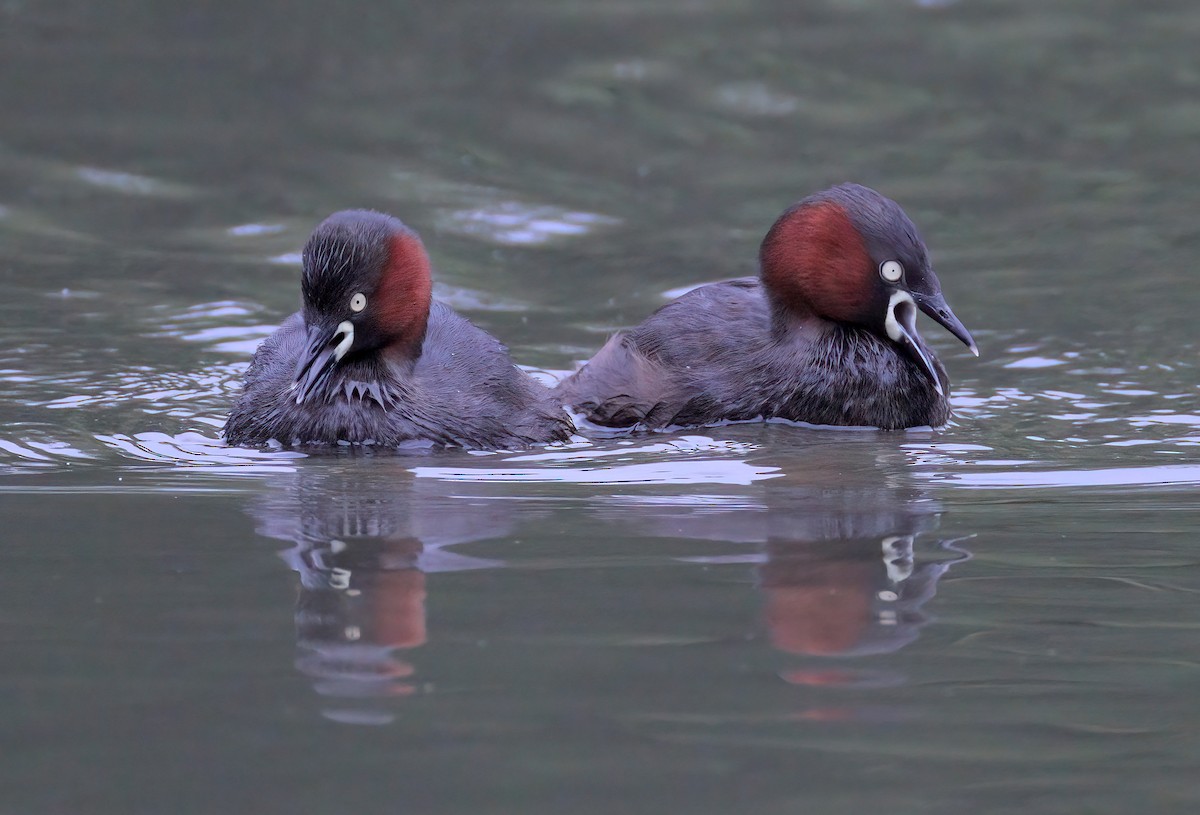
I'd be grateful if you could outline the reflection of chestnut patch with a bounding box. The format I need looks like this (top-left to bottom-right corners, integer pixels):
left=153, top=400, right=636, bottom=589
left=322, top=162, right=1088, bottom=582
left=367, top=570, right=427, bottom=650
left=778, top=668, right=861, bottom=687
left=762, top=561, right=873, bottom=656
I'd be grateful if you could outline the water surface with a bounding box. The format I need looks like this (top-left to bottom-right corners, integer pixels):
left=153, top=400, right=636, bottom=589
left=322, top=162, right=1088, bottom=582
left=1, top=1, right=1198, bottom=813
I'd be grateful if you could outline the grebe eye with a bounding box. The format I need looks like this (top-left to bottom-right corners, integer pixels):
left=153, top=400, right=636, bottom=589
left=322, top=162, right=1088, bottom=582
left=879, top=260, right=904, bottom=283
left=349, top=292, right=367, bottom=312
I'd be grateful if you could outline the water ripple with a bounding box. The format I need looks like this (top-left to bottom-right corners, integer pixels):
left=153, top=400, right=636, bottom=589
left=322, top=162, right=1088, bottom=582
left=933, top=464, right=1200, bottom=491
left=0, top=322, right=1194, bottom=494
left=74, top=166, right=193, bottom=198
left=96, top=431, right=304, bottom=472
left=414, top=436, right=780, bottom=486
left=437, top=201, right=620, bottom=246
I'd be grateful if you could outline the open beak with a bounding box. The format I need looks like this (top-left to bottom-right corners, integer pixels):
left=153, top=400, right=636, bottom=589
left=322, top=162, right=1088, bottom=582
left=293, top=320, right=355, bottom=404
left=885, top=292, right=944, bottom=395
left=912, top=290, right=978, bottom=357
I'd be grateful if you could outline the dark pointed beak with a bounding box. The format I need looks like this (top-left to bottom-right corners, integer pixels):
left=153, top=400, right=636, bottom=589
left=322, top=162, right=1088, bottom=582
left=293, top=320, right=354, bottom=404
left=911, top=290, right=978, bottom=357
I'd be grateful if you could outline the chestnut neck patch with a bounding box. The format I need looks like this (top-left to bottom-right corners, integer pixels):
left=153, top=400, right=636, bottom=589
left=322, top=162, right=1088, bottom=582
left=759, top=201, right=876, bottom=326
left=376, top=231, right=433, bottom=355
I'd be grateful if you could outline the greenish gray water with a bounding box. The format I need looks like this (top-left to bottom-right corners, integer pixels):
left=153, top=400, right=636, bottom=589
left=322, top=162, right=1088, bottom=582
left=1, top=1, right=1198, bottom=813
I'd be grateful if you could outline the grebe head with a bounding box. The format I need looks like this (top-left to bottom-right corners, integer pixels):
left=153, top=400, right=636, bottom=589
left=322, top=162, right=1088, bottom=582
left=293, top=210, right=433, bottom=404
left=759, top=183, right=976, bottom=392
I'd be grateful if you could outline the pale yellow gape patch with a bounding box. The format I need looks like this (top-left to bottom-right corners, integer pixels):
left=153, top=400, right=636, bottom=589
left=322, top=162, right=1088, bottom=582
left=884, top=289, right=943, bottom=396
left=332, top=321, right=355, bottom=361
left=883, top=289, right=916, bottom=344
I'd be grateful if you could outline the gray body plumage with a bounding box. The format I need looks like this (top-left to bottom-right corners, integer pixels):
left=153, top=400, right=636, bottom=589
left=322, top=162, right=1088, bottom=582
left=225, top=302, right=573, bottom=448
left=554, top=278, right=950, bottom=431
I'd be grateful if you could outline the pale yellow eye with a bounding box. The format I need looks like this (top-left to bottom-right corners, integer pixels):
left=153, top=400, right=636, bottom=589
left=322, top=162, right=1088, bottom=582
left=350, top=292, right=367, bottom=312
left=880, top=260, right=904, bottom=283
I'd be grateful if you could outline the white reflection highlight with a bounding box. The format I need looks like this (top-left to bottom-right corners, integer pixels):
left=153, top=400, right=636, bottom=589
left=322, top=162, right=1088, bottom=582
left=438, top=202, right=619, bottom=246
left=412, top=459, right=780, bottom=486
left=935, top=464, right=1200, bottom=489
left=96, top=431, right=304, bottom=472
left=74, top=166, right=191, bottom=197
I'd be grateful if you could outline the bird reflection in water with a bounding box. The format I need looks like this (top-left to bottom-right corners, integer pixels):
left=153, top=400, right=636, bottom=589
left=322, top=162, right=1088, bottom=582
left=758, top=518, right=968, bottom=691
left=594, top=452, right=971, bottom=695
left=753, top=487, right=970, bottom=720
left=250, top=463, right=507, bottom=726
left=250, top=446, right=970, bottom=726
